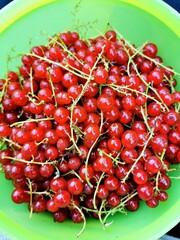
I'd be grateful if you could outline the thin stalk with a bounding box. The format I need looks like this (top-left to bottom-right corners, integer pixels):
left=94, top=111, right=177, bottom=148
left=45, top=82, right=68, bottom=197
left=10, top=117, right=54, bottom=127
left=93, top=172, right=105, bottom=210
left=122, top=130, right=154, bottom=182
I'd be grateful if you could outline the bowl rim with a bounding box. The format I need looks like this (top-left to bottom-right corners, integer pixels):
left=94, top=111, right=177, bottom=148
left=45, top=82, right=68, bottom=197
left=0, top=0, right=180, bottom=36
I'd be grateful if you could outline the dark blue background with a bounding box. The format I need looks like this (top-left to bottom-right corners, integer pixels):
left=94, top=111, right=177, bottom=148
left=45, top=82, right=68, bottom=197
left=0, top=0, right=179, bottom=239
left=0, top=0, right=180, bottom=12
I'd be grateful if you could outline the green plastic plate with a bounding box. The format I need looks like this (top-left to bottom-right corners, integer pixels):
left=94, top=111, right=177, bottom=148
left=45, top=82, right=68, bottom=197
left=0, top=1, right=180, bottom=240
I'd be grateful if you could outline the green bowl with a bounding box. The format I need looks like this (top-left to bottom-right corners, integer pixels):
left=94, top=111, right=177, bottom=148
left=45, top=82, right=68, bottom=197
left=0, top=1, right=179, bottom=240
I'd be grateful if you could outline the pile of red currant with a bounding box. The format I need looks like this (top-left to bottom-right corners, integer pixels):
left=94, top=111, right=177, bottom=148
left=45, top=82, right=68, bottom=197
left=0, top=29, right=180, bottom=235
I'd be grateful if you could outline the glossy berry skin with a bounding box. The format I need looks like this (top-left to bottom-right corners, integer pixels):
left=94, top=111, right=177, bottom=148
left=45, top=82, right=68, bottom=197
left=97, top=185, right=109, bottom=199
left=82, top=98, right=97, bottom=113
left=107, top=137, right=121, bottom=152
left=121, top=130, right=138, bottom=149
left=115, top=165, right=128, bottom=179
left=169, top=130, right=180, bottom=145
left=45, top=130, right=58, bottom=145
left=140, top=60, right=154, bottom=74
left=71, top=209, right=83, bottom=223
left=31, top=198, right=47, bottom=213
left=94, top=66, right=108, bottom=84
left=97, top=94, right=115, bottom=112
left=151, top=134, right=168, bottom=155
left=56, top=123, right=70, bottom=139
left=146, top=196, right=159, bottom=208
left=5, top=113, right=18, bottom=125
left=104, top=106, right=120, bottom=122
left=67, top=178, right=84, bottom=195
left=163, top=111, right=179, bottom=126
left=79, top=164, right=94, bottom=181
left=119, top=110, right=133, bottom=124
left=147, top=102, right=161, bottom=117
left=30, top=127, right=44, bottom=142
left=47, top=198, right=59, bottom=213
left=19, top=65, right=30, bottom=78
left=21, top=142, right=38, bottom=160
left=45, top=146, right=58, bottom=160
left=53, top=209, right=68, bottom=223
left=7, top=82, right=21, bottom=95
left=24, top=164, right=39, bottom=179
left=145, top=156, right=162, bottom=174
left=0, top=149, right=12, bottom=165
left=62, top=72, right=78, bottom=88
left=72, top=105, right=87, bottom=123
left=143, top=43, right=157, bottom=58
left=148, top=70, right=163, bottom=85
left=84, top=124, right=100, bottom=141
left=11, top=188, right=29, bottom=204
left=133, top=169, right=148, bottom=185
left=122, top=95, right=136, bottom=111
left=120, top=148, right=138, bottom=164
left=107, top=192, right=120, bottom=208
left=104, top=176, right=120, bottom=191
left=50, top=178, right=67, bottom=192
left=54, top=190, right=71, bottom=208
left=158, top=174, right=171, bottom=190
left=54, top=107, right=70, bottom=124
left=108, top=122, right=124, bottom=138
left=94, top=155, right=113, bottom=173
left=137, top=182, right=154, bottom=201
left=47, top=67, right=62, bottom=83
left=0, top=122, right=11, bottom=137
left=157, top=191, right=168, bottom=202
left=68, top=157, right=81, bottom=171
left=126, top=197, right=139, bottom=211
left=116, top=182, right=130, bottom=196
left=9, top=165, right=24, bottom=179
left=131, top=121, right=147, bottom=133
left=40, top=164, right=54, bottom=178
left=116, top=49, right=129, bottom=64
left=38, top=88, right=52, bottom=103
left=11, top=90, right=28, bottom=106
left=105, top=30, right=117, bottom=41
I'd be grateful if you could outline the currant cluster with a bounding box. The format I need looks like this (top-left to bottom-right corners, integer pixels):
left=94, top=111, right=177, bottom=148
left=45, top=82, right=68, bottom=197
left=0, top=29, right=180, bottom=235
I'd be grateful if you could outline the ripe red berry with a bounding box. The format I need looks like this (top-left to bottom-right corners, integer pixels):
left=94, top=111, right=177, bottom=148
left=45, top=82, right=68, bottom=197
left=54, top=107, right=70, bottom=124
left=94, top=66, right=108, bottom=84
left=94, top=155, right=113, bottom=173
left=11, top=188, right=29, bottom=204
left=21, top=142, right=38, bottom=160
left=84, top=124, right=100, bottom=141
left=137, top=182, right=154, bottom=201
left=145, top=156, right=162, bottom=174
left=67, top=178, right=84, bottom=195
left=143, top=43, right=157, bottom=58
left=0, top=122, right=11, bottom=137
left=54, top=190, right=71, bottom=208
left=12, top=90, right=28, bottom=106
left=121, top=130, right=138, bottom=149
left=97, top=185, right=109, bottom=199
left=107, top=137, right=121, bottom=151
left=97, top=94, right=115, bottom=112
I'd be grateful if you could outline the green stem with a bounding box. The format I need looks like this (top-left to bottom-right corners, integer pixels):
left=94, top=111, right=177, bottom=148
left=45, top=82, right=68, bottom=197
left=10, top=117, right=54, bottom=127
left=122, top=130, right=154, bottom=182
left=93, top=172, right=105, bottom=210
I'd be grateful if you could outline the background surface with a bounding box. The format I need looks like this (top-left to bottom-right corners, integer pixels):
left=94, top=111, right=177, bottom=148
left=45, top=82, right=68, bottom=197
left=0, top=0, right=179, bottom=13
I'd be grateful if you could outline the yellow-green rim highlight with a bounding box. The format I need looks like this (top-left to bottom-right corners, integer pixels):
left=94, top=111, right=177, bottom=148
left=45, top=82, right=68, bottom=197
left=0, top=0, right=180, bottom=36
